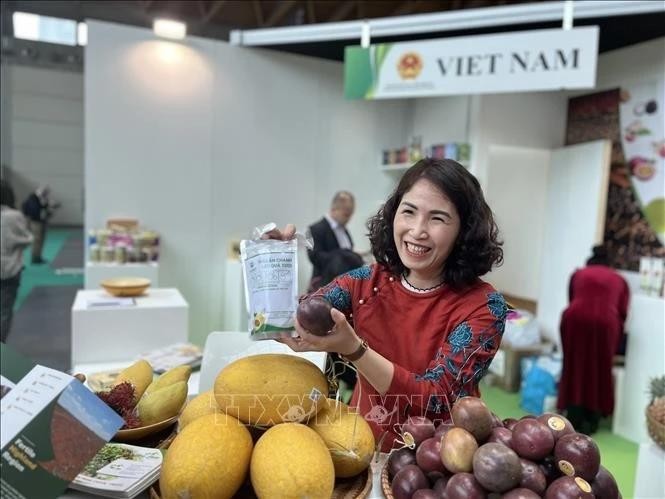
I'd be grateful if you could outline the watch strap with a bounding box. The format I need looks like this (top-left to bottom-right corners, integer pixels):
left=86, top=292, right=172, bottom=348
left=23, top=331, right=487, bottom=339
left=341, top=338, right=369, bottom=362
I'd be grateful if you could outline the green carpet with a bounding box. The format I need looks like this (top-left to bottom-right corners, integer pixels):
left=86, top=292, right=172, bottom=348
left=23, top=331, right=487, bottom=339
left=16, top=228, right=84, bottom=311
left=481, top=381, right=638, bottom=497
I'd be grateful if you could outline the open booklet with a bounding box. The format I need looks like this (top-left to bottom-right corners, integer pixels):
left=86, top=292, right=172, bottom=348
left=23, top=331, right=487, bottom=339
left=68, top=443, right=162, bottom=499
left=0, top=343, right=125, bottom=499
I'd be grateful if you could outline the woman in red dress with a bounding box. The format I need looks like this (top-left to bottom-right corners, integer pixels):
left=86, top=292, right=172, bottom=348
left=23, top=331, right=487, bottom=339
left=557, top=245, right=630, bottom=434
left=268, top=158, right=506, bottom=450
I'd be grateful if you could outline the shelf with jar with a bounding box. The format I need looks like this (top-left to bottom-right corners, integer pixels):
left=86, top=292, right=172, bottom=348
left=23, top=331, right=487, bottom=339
left=87, top=223, right=160, bottom=265
left=380, top=136, right=471, bottom=171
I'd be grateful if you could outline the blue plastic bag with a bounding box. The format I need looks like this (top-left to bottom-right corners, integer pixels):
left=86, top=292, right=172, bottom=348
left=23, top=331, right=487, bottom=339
left=520, top=361, right=557, bottom=415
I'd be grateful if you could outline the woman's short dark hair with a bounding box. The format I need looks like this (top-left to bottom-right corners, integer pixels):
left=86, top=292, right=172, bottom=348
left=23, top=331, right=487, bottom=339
left=0, top=180, right=16, bottom=209
left=587, top=244, right=609, bottom=265
left=367, top=158, right=503, bottom=290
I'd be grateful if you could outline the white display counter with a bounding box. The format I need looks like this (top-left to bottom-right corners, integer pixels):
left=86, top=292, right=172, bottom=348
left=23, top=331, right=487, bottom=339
left=85, top=262, right=159, bottom=289
left=71, top=288, right=188, bottom=365
left=613, top=293, right=665, bottom=443
left=633, top=441, right=665, bottom=498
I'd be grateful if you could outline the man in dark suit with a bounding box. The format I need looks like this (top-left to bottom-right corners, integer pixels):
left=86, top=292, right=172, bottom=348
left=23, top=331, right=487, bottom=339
left=307, top=191, right=355, bottom=291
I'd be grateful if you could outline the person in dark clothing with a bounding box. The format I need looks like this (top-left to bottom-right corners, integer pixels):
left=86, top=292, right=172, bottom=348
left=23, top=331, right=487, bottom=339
left=307, top=191, right=355, bottom=292
left=22, top=186, right=58, bottom=264
left=1, top=181, right=33, bottom=341
left=557, top=244, right=630, bottom=435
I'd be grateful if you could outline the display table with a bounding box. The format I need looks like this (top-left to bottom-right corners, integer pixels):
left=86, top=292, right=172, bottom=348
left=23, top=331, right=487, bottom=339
left=85, top=262, right=159, bottom=289
left=71, top=288, right=188, bottom=365
left=633, top=441, right=665, bottom=498
left=613, top=293, right=665, bottom=443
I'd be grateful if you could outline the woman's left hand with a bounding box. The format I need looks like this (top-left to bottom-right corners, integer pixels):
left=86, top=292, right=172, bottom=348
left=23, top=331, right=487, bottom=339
left=278, top=308, right=360, bottom=356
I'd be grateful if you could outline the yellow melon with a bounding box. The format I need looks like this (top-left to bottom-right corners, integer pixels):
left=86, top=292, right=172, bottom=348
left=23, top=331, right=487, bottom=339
left=309, top=398, right=376, bottom=477
left=178, top=390, right=222, bottom=430
left=160, top=413, right=252, bottom=499
left=214, top=354, right=328, bottom=426
left=250, top=423, right=335, bottom=499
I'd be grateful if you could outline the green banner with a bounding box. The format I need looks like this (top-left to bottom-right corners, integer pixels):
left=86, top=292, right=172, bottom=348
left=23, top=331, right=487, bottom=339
left=344, top=45, right=392, bottom=99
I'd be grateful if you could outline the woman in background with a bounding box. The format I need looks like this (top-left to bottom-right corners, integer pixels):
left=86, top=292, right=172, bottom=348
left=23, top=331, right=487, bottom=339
left=1, top=180, right=33, bottom=341
left=557, top=245, right=630, bottom=434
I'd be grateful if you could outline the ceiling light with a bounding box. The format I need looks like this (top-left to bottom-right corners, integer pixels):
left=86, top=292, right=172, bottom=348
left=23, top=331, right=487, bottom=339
left=153, top=19, right=186, bottom=40
left=78, top=22, right=87, bottom=46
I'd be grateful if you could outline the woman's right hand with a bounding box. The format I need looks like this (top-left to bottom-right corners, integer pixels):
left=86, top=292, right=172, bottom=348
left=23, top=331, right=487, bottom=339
left=261, top=224, right=296, bottom=241
left=279, top=309, right=361, bottom=357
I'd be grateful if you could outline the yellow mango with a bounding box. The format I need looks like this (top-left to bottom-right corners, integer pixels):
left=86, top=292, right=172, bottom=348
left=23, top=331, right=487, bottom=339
left=137, top=381, right=188, bottom=426
left=144, top=365, right=191, bottom=396
left=113, top=360, right=153, bottom=401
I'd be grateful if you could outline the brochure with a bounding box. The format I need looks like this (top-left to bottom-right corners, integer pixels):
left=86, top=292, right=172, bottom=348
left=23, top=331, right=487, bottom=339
left=69, top=443, right=162, bottom=499
left=0, top=343, right=125, bottom=499
left=139, top=342, right=203, bottom=374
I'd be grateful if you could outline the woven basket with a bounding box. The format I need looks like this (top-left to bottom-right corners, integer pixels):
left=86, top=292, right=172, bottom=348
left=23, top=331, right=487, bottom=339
left=150, top=466, right=373, bottom=498
left=646, top=406, right=665, bottom=451
left=380, top=462, right=394, bottom=499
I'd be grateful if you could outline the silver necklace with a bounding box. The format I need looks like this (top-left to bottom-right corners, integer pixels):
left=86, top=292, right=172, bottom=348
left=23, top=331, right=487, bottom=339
left=401, top=274, right=445, bottom=292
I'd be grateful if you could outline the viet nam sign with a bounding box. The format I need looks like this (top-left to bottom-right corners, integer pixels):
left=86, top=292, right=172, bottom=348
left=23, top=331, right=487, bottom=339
left=344, top=27, right=599, bottom=99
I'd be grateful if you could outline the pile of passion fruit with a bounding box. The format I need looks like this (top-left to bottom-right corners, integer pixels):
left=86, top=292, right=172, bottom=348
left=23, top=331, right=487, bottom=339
left=388, top=397, right=620, bottom=499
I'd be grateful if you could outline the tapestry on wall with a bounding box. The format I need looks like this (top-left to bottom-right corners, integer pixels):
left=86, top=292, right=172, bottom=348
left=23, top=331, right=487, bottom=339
left=566, top=86, right=665, bottom=270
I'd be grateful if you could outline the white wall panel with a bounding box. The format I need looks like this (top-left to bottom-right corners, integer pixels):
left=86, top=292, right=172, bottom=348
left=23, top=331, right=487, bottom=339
left=13, top=120, right=83, bottom=150
left=412, top=96, right=471, bottom=149
left=86, top=22, right=216, bottom=343
left=10, top=66, right=83, bottom=99
left=12, top=94, right=83, bottom=124
left=12, top=147, right=83, bottom=176
left=537, top=140, right=611, bottom=344
left=6, top=65, right=84, bottom=225
left=484, top=145, right=550, bottom=302
left=471, top=91, right=567, bottom=189
left=86, top=21, right=408, bottom=344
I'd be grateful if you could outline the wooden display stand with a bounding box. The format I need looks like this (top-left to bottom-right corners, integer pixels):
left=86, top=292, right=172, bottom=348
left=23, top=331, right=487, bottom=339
left=486, top=342, right=554, bottom=393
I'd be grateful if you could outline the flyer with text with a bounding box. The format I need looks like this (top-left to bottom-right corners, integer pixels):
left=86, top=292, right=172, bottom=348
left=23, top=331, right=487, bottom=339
left=0, top=343, right=124, bottom=499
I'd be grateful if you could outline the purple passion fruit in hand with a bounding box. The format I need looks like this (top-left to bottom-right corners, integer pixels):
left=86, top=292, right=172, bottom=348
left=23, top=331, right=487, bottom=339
left=296, top=296, right=335, bottom=336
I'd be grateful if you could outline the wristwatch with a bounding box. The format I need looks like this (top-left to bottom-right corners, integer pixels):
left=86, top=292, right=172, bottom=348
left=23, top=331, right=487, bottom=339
left=341, top=338, right=369, bottom=362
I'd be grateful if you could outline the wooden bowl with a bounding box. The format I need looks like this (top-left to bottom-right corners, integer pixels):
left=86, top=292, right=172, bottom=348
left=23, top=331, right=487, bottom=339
left=115, top=414, right=179, bottom=442
left=101, top=277, right=151, bottom=297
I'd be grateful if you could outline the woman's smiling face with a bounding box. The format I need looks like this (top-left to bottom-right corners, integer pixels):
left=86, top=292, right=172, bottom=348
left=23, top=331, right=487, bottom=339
left=393, top=178, right=461, bottom=287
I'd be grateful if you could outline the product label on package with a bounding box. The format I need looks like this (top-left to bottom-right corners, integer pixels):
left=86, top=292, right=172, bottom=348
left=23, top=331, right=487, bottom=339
left=240, top=239, right=299, bottom=339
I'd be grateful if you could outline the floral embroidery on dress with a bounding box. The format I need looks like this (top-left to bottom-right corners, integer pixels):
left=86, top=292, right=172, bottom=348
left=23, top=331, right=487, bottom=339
left=472, top=359, right=492, bottom=382
left=415, top=364, right=445, bottom=382
left=445, top=357, right=460, bottom=376
left=448, top=322, right=472, bottom=354
left=487, top=291, right=507, bottom=319
left=478, top=334, right=495, bottom=352
left=427, top=395, right=446, bottom=414
left=324, top=286, right=351, bottom=311
left=487, top=292, right=507, bottom=336
left=455, top=388, right=470, bottom=400
left=346, top=265, right=372, bottom=280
